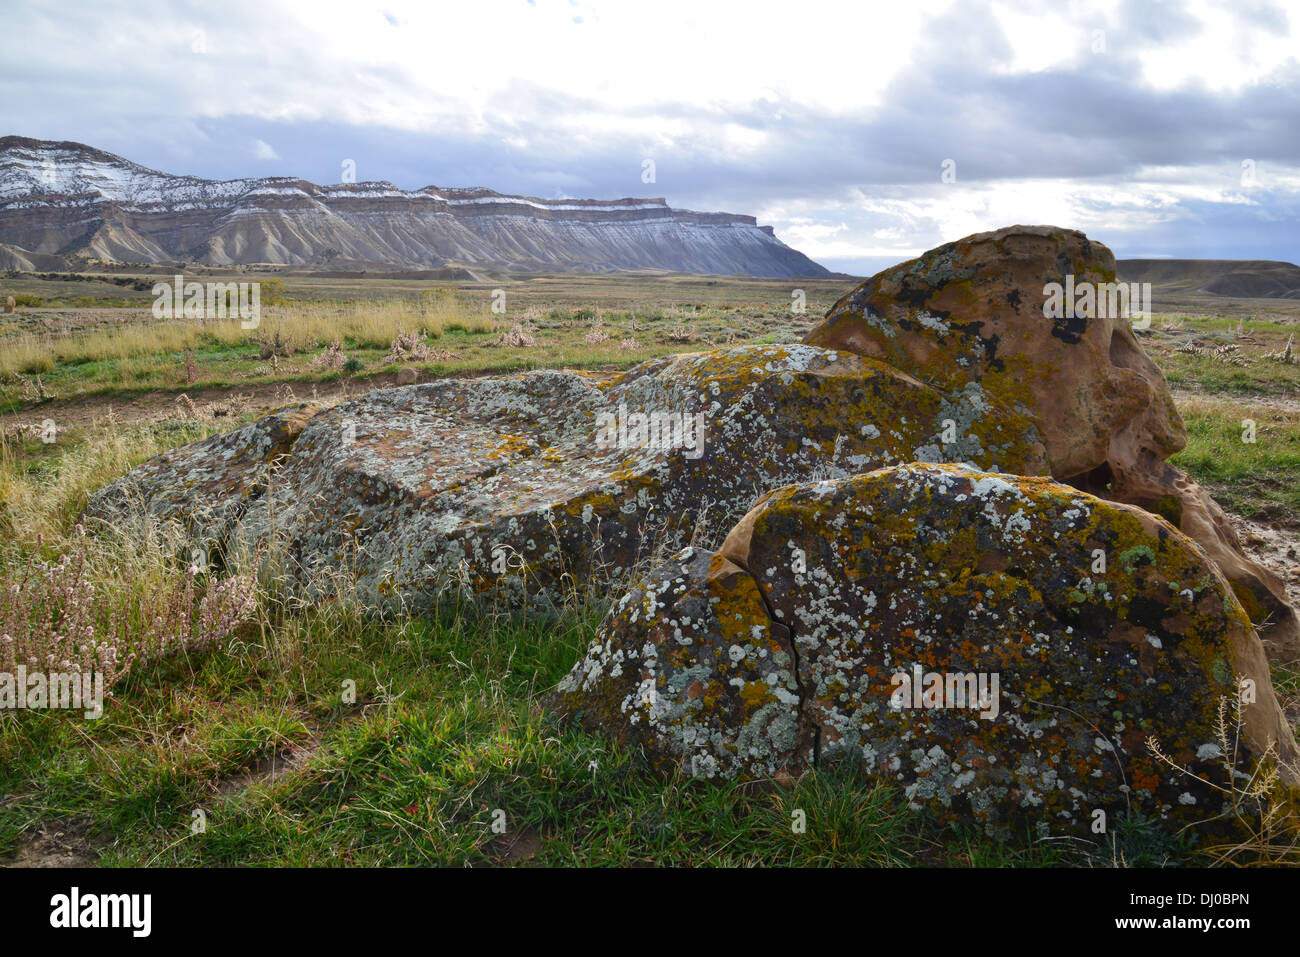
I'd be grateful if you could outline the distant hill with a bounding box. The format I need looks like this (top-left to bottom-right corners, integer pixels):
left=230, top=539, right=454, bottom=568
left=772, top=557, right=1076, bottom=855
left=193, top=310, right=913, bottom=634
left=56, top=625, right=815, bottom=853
left=0, top=135, right=828, bottom=278
left=0, top=241, right=69, bottom=271
left=1118, top=258, right=1300, bottom=300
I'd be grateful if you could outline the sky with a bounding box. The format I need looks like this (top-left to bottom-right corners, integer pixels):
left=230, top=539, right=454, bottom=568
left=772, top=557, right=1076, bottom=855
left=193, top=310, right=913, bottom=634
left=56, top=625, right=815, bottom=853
left=5, top=0, right=1300, bottom=275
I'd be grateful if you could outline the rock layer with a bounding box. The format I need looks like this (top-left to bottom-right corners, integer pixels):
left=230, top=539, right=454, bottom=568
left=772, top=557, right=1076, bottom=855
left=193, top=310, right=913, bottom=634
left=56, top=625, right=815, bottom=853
left=0, top=136, right=827, bottom=277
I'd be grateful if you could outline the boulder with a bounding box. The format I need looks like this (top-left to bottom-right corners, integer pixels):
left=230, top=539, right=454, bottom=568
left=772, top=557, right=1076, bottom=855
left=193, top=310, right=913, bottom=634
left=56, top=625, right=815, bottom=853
left=85, top=345, right=1048, bottom=613
left=804, top=225, right=1300, bottom=662
left=85, top=401, right=325, bottom=544
left=557, top=462, right=1300, bottom=838
left=559, top=545, right=807, bottom=781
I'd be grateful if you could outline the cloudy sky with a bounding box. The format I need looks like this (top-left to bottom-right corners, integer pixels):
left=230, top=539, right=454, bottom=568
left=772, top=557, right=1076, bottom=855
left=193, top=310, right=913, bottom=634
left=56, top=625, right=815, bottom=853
left=6, top=0, right=1299, bottom=274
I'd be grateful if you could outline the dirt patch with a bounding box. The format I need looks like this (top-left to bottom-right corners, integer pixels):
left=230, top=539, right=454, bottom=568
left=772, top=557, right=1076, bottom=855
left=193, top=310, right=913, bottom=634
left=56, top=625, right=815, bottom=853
left=1, top=819, right=103, bottom=868
left=485, top=825, right=544, bottom=864
left=211, top=737, right=322, bottom=800
left=2, top=364, right=629, bottom=434
left=1223, top=511, right=1300, bottom=612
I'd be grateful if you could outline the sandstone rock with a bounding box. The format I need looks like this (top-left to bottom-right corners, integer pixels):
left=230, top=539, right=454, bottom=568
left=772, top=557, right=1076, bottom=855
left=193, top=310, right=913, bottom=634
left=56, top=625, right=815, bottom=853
left=85, top=345, right=1048, bottom=612
left=803, top=225, right=1300, bottom=661
left=395, top=367, right=419, bottom=386
left=557, top=462, right=1300, bottom=838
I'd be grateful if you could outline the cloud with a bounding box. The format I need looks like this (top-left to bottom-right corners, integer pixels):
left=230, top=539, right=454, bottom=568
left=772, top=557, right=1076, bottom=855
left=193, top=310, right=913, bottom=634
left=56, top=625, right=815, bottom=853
left=251, top=138, right=280, bottom=160
left=2, top=0, right=1298, bottom=271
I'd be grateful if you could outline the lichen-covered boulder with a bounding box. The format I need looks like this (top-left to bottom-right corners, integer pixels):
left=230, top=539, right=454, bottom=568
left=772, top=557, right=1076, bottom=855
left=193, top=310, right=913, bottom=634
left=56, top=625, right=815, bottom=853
left=85, top=345, right=1048, bottom=613
left=84, top=401, right=325, bottom=543
left=803, top=225, right=1300, bottom=662
left=558, top=546, right=809, bottom=779
left=557, top=462, right=1300, bottom=839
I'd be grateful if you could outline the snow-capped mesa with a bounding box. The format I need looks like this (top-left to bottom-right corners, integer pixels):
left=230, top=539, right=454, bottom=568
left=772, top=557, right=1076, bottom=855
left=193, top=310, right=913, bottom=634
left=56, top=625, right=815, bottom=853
left=0, top=136, right=828, bottom=277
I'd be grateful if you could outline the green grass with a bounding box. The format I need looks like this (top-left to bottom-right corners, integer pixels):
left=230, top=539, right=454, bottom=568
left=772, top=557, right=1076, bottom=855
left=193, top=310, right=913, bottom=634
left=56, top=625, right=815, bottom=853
left=1, top=594, right=1111, bottom=867
left=0, top=298, right=813, bottom=407
left=1170, top=401, right=1300, bottom=520
left=0, top=407, right=1095, bottom=867
left=1157, top=352, right=1300, bottom=396
left=0, top=288, right=1296, bottom=868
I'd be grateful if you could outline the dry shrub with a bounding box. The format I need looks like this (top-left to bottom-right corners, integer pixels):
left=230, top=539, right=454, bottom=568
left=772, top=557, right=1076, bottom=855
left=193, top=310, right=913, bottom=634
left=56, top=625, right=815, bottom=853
left=311, top=338, right=347, bottom=369
left=172, top=392, right=251, bottom=422
left=256, top=328, right=293, bottom=359
left=1148, top=693, right=1300, bottom=866
left=497, top=322, right=537, bottom=348
left=386, top=326, right=453, bottom=363
left=0, top=526, right=257, bottom=696
left=1, top=417, right=261, bottom=703
left=1265, top=333, right=1295, bottom=364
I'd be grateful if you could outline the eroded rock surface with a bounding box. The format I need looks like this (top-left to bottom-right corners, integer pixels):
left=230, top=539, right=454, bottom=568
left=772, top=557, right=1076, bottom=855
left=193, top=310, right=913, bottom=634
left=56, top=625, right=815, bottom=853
left=558, top=463, right=1300, bottom=838
left=804, top=224, right=1300, bottom=661
left=85, top=345, right=1048, bottom=612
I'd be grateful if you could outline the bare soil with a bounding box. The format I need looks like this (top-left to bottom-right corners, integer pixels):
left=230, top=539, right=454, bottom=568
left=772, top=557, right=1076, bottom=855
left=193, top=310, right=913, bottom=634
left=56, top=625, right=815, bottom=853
left=212, top=737, right=323, bottom=800
left=0, top=819, right=103, bottom=868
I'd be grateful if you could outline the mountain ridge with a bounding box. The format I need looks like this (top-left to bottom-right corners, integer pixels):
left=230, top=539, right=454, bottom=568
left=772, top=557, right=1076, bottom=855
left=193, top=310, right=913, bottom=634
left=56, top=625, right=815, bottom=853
left=0, top=136, right=827, bottom=277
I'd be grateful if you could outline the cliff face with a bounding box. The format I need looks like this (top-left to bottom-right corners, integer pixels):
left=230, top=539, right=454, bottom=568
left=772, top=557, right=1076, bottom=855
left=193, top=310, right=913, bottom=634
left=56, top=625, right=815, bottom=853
left=0, top=136, right=828, bottom=277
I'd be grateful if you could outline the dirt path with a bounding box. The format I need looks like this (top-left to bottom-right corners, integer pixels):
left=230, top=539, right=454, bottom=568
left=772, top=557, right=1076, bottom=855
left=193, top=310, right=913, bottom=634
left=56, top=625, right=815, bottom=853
left=1226, top=511, right=1300, bottom=610
left=2, top=372, right=407, bottom=432
left=1, top=723, right=325, bottom=868
left=3, top=368, right=597, bottom=434
left=2, top=363, right=633, bottom=434
left=210, top=732, right=323, bottom=800
left=1171, top=386, right=1300, bottom=416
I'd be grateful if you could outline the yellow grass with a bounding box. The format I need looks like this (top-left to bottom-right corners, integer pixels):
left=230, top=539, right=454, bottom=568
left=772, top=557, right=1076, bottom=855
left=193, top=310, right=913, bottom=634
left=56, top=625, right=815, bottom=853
left=0, top=420, right=206, bottom=554
left=0, top=295, right=498, bottom=377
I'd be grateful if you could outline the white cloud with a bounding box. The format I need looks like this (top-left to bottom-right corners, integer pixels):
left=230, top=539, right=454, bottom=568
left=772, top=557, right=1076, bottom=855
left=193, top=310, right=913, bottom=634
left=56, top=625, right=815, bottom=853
left=5, top=0, right=1300, bottom=264
left=1136, top=0, right=1298, bottom=92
